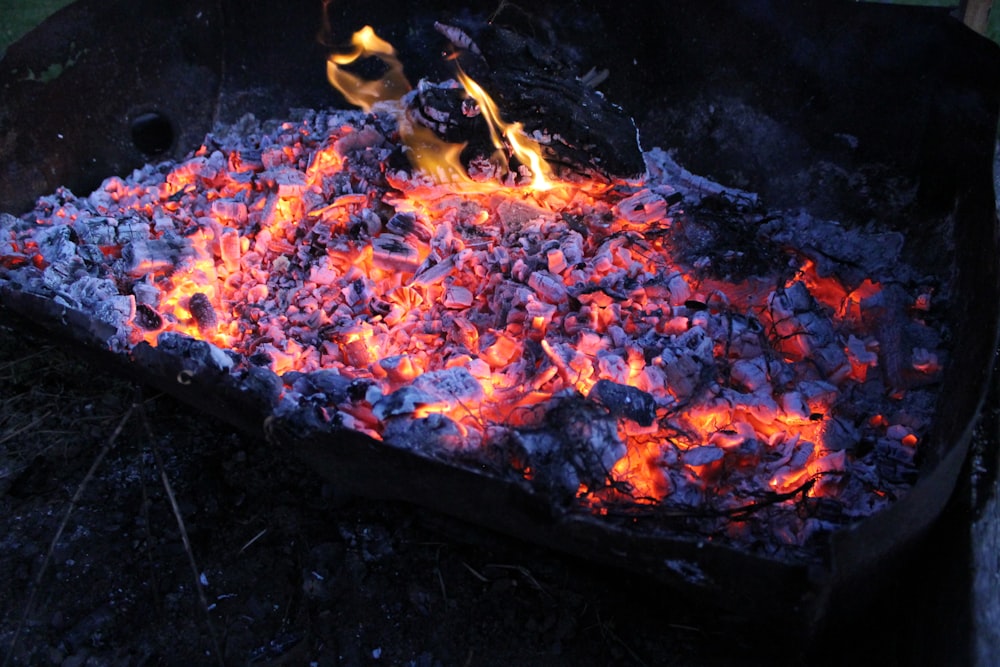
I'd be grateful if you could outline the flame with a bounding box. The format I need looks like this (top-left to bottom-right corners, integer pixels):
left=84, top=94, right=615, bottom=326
left=454, top=68, right=554, bottom=191
left=328, top=26, right=554, bottom=190
left=326, top=25, right=411, bottom=111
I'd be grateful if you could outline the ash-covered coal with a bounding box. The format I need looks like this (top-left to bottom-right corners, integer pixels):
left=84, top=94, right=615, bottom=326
left=0, top=102, right=951, bottom=557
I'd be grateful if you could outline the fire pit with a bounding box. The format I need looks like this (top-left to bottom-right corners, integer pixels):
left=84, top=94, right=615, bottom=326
left=1, top=0, right=998, bottom=640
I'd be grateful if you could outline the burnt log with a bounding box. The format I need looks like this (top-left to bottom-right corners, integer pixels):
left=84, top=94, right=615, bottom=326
left=434, top=17, right=645, bottom=176
left=391, top=17, right=645, bottom=177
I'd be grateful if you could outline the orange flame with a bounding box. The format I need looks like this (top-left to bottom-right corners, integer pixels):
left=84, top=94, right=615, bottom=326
left=327, top=25, right=411, bottom=110
left=328, top=26, right=554, bottom=190
left=455, top=68, right=554, bottom=191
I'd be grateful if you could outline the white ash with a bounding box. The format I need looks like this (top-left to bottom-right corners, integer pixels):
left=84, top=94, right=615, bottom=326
left=0, top=104, right=952, bottom=552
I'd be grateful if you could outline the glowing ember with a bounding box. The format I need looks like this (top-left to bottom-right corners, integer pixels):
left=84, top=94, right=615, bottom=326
left=0, top=29, right=948, bottom=550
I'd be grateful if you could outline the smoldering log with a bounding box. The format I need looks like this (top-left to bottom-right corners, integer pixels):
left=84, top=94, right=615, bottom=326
left=421, top=18, right=645, bottom=177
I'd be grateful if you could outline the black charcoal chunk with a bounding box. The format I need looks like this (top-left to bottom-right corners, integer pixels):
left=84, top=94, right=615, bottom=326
left=511, top=396, right=626, bottom=501
left=373, top=386, right=437, bottom=420
left=243, top=365, right=283, bottom=406
left=382, top=413, right=465, bottom=452
left=293, top=370, right=352, bottom=404
left=588, top=379, right=657, bottom=427
left=386, top=212, right=415, bottom=236
left=134, top=303, right=163, bottom=330
left=156, top=332, right=233, bottom=372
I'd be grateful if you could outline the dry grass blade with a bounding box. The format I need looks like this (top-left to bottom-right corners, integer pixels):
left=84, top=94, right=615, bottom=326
left=0, top=410, right=52, bottom=446
left=461, top=561, right=489, bottom=583
left=486, top=563, right=553, bottom=601
left=596, top=610, right=648, bottom=667
left=133, top=388, right=226, bottom=667
left=239, top=528, right=268, bottom=554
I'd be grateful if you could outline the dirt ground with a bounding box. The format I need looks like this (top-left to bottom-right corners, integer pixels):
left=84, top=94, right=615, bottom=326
left=0, top=321, right=809, bottom=667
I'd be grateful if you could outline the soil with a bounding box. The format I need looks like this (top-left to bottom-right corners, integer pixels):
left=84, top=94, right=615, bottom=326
left=0, top=323, right=796, bottom=667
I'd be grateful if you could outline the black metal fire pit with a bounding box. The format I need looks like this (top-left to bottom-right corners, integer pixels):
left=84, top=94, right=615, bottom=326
left=1, top=0, right=998, bottom=649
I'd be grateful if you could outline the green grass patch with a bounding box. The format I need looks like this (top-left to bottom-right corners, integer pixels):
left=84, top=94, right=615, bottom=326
left=0, top=0, right=75, bottom=54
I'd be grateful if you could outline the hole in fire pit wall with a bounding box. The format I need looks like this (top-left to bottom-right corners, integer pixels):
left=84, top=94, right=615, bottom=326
left=130, top=111, right=175, bottom=157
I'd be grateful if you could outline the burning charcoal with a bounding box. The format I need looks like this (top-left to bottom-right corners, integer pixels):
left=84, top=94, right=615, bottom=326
left=35, top=225, right=78, bottom=265
left=588, top=379, right=657, bottom=427
left=210, top=200, right=248, bottom=226
left=121, top=239, right=181, bottom=277
left=265, top=167, right=307, bottom=197
left=93, top=296, right=136, bottom=336
left=411, top=256, right=455, bottom=287
left=115, top=219, right=151, bottom=242
left=3, top=92, right=955, bottom=553
left=132, top=281, right=159, bottom=308
left=386, top=212, right=416, bottom=237
left=75, top=216, right=117, bottom=246
left=371, top=234, right=421, bottom=273
left=823, top=417, right=860, bottom=452
left=767, top=281, right=841, bottom=370
left=527, top=271, right=567, bottom=304
left=219, top=228, right=241, bottom=273
left=778, top=212, right=905, bottom=286
left=798, top=380, right=838, bottom=415
left=911, top=347, right=942, bottom=377
left=545, top=248, right=567, bottom=274
left=780, top=391, right=812, bottom=423
left=845, top=334, right=879, bottom=381
left=659, top=351, right=706, bottom=402
left=681, top=446, right=725, bottom=467
left=667, top=274, right=693, bottom=306
left=443, top=285, right=474, bottom=309
left=188, top=292, right=218, bottom=334
left=729, top=358, right=769, bottom=392
left=615, top=189, right=670, bottom=225
left=411, top=367, right=485, bottom=408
